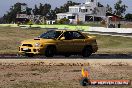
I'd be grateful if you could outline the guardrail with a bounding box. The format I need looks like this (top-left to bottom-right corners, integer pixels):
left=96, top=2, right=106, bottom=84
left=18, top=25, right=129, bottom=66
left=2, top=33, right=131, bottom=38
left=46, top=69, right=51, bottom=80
left=89, top=27, right=132, bottom=33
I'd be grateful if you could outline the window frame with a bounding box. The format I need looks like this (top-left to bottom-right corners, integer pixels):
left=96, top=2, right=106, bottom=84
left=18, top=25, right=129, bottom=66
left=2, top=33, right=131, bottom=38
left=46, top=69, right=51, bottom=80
left=72, top=31, right=85, bottom=39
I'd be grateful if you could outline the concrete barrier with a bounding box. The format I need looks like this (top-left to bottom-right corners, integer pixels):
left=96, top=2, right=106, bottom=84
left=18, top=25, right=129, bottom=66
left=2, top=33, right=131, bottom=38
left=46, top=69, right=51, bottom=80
left=0, top=24, right=89, bottom=31
left=89, top=27, right=132, bottom=33
left=1, top=24, right=132, bottom=33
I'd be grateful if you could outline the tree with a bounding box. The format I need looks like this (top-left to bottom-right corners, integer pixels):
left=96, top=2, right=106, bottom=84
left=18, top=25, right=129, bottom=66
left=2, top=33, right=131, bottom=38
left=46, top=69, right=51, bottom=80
left=0, top=17, right=4, bottom=23
left=47, top=10, right=56, bottom=20
left=54, top=7, right=60, bottom=13
left=42, top=3, right=51, bottom=16
left=58, top=18, right=70, bottom=24
left=33, top=3, right=51, bottom=19
left=33, top=4, right=39, bottom=15
left=114, top=0, right=127, bottom=16
left=106, top=4, right=113, bottom=13
left=4, top=3, right=22, bottom=23
left=2, top=2, right=27, bottom=23
left=125, top=13, right=132, bottom=21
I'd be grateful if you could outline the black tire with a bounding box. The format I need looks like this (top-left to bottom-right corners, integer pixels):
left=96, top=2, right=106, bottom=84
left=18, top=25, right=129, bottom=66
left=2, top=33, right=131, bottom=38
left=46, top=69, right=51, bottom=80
left=64, top=54, right=71, bottom=57
left=82, top=46, right=93, bottom=57
left=45, top=46, right=56, bottom=57
left=25, top=53, right=34, bottom=57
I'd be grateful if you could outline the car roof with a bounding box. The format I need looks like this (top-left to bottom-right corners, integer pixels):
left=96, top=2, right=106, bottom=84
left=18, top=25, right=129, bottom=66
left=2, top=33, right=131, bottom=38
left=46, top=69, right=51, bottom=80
left=56, top=29, right=79, bottom=32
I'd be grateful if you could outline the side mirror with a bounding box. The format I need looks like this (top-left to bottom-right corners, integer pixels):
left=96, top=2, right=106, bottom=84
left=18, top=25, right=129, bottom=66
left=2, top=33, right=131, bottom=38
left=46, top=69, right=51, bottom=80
left=60, top=37, right=65, bottom=40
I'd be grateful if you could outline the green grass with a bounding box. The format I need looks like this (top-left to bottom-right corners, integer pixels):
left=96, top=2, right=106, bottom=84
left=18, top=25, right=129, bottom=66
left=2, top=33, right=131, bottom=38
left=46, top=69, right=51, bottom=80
left=0, top=27, right=46, bottom=54
left=0, top=27, right=132, bottom=54
left=93, top=34, right=132, bottom=54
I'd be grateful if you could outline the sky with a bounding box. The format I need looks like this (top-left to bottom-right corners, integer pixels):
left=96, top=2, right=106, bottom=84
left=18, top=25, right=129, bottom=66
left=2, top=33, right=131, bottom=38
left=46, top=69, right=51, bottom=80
left=0, top=0, right=131, bottom=17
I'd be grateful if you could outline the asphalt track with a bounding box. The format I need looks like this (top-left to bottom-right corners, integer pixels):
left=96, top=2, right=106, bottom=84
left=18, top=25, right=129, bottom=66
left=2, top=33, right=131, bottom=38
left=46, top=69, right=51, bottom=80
left=0, top=54, right=132, bottom=59
left=0, top=59, right=132, bottom=65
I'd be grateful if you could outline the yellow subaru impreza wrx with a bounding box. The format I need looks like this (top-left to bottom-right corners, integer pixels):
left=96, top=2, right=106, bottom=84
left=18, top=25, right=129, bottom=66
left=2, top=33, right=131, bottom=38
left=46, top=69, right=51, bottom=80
left=19, top=30, right=98, bottom=57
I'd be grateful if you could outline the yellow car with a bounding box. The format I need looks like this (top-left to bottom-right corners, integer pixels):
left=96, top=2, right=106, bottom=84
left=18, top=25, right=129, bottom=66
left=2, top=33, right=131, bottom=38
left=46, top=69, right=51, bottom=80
left=19, top=30, right=98, bottom=57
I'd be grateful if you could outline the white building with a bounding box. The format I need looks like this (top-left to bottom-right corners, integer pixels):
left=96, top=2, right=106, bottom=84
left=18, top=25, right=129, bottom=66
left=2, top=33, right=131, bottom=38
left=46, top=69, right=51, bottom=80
left=57, top=0, right=106, bottom=24
left=46, top=20, right=56, bottom=24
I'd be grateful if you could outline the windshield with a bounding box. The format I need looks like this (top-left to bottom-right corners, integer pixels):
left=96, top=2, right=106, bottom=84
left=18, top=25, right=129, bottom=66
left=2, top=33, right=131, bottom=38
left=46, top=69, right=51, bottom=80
left=39, top=30, right=62, bottom=39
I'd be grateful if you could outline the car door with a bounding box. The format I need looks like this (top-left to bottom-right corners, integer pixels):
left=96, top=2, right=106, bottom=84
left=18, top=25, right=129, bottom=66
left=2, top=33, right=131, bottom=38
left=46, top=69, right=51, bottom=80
left=57, top=31, right=74, bottom=53
left=72, top=31, right=86, bottom=52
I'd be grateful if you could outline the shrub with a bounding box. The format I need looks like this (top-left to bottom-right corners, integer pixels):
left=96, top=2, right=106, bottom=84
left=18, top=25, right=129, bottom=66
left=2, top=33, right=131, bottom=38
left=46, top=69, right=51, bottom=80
left=58, top=18, right=70, bottom=24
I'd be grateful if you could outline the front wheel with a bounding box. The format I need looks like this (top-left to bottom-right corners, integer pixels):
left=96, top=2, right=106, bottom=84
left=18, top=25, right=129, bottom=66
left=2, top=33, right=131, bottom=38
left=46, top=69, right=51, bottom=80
left=45, top=46, right=56, bottom=57
left=82, top=46, right=93, bottom=57
left=64, top=54, right=71, bottom=57
left=25, top=53, right=34, bottom=57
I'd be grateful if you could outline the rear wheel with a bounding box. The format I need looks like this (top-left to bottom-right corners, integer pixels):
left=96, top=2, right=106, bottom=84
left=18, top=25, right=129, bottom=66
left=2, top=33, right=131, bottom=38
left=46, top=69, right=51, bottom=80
left=45, top=46, right=56, bottom=57
left=82, top=46, right=93, bottom=57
